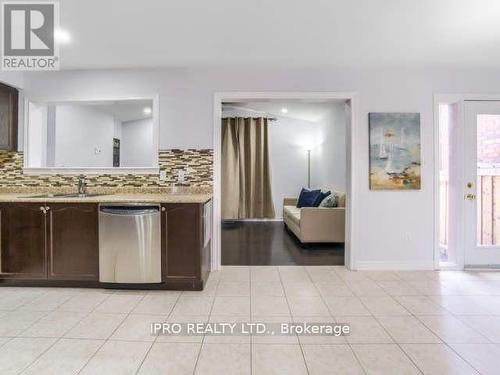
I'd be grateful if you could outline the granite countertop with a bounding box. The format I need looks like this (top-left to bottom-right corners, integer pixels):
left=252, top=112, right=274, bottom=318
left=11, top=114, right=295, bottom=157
left=0, top=192, right=212, bottom=204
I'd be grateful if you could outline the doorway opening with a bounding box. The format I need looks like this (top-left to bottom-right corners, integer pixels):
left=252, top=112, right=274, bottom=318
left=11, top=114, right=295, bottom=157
left=212, top=92, right=357, bottom=270
left=436, top=97, right=500, bottom=269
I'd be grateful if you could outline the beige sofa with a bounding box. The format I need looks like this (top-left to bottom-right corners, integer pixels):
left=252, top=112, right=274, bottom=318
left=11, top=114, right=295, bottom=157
left=283, top=192, right=345, bottom=244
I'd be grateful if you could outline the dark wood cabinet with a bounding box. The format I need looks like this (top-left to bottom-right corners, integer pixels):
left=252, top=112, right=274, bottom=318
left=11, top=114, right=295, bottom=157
left=0, top=202, right=99, bottom=282
left=162, top=202, right=210, bottom=290
left=0, top=82, right=18, bottom=151
left=0, top=203, right=46, bottom=279
left=47, top=204, right=99, bottom=281
left=0, top=200, right=210, bottom=290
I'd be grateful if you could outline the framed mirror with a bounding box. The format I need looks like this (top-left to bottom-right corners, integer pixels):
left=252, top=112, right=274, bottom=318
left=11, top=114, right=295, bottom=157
left=24, top=95, right=159, bottom=174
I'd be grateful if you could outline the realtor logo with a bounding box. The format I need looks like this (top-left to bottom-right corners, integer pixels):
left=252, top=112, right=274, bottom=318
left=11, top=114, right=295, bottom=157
left=2, top=1, right=60, bottom=70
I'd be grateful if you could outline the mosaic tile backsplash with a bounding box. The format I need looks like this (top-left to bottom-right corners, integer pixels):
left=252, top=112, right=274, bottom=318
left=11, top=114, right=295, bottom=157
left=0, top=149, right=213, bottom=192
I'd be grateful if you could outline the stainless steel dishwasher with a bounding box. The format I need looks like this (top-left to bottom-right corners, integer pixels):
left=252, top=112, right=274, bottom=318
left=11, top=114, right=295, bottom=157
left=99, top=203, right=161, bottom=284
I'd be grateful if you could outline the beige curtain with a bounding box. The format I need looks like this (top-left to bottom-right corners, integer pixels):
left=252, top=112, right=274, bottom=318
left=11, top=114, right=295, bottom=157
left=222, top=117, right=275, bottom=219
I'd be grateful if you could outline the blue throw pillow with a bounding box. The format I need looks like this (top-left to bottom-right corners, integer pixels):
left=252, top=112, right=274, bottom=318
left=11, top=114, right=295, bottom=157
left=296, top=188, right=322, bottom=208
left=313, top=190, right=331, bottom=207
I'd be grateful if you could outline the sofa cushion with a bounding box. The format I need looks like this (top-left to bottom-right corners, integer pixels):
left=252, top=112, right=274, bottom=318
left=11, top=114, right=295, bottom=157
left=314, top=190, right=331, bottom=207
left=319, top=193, right=338, bottom=207
left=283, top=205, right=301, bottom=226
left=297, top=188, right=322, bottom=208
left=323, top=189, right=346, bottom=207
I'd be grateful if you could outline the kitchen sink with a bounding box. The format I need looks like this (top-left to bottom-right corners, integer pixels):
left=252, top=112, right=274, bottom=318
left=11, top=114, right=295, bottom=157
left=21, top=193, right=107, bottom=199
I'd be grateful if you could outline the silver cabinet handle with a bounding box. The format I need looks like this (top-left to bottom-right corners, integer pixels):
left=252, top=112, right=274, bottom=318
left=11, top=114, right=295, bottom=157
left=40, top=206, right=46, bottom=213
left=161, top=207, right=166, bottom=212
left=45, top=206, right=50, bottom=211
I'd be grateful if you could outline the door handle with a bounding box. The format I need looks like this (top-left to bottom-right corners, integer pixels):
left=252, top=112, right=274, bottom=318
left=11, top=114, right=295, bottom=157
left=464, top=193, right=476, bottom=201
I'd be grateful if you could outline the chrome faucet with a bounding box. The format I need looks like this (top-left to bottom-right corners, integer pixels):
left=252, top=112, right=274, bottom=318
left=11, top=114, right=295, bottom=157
left=78, top=175, right=87, bottom=196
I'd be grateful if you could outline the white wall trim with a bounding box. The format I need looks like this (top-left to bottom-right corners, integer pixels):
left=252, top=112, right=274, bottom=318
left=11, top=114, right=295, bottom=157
left=22, top=167, right=160, bottom=175
left=356, top=261, right=435, bottom=271
left=212, top=91, right=359, bottom=271
left=433, top=95, right=445, bottom=270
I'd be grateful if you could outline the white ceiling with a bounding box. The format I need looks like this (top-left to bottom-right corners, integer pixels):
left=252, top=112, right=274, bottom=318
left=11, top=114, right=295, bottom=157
left=223, top=101, right=344, bottom=122
left=99, top=100, right=153, bottom=122
left=77, top=100, right=153, bottom=122
left=58, top=0, right=500, bottom=70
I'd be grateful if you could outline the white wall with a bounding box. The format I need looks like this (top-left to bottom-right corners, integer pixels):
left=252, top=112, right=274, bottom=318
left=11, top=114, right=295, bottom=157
left=26, top=103, right=48, bottom=167
left=268, top=103, right=347, bottom=218
left=113, top=118, right=122, bottom=140
left=0, top=72, right=23, bottom=89
left=22, top=66, right=500, bottom=269
left=314, top=105, right=347, bottom=192
left=268, top=116, right=322, bottom=218
left=54, top=105, right=114, bottom=167
left=121, top=118, right=154, bottom=167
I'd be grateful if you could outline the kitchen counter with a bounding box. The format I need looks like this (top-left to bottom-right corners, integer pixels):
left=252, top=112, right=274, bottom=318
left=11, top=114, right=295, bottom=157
left=0, top=193, right=212, bottom=290
left=0, top=192, right=212, bottom=204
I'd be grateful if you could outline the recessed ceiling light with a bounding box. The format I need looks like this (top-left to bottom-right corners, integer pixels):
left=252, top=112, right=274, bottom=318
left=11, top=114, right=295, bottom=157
left=54, top=28, right=71, bottom=44
left=281, top=108, right=288, bottom=114
left=143, top=107, right=152, bottom=115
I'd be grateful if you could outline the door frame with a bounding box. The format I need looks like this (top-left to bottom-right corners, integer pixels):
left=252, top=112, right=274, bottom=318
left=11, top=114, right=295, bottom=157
left=212, top=91, right=359, bottom=271
left=433, top=94, right=500, bottom=270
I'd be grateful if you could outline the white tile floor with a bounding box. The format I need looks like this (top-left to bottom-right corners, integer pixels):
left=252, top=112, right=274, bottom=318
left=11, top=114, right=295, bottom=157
left=1, top=266, right=500, bottom=374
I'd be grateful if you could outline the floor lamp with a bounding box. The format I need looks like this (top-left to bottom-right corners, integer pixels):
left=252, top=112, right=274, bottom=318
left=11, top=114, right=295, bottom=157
left=307, top=149, right=311, bottom=188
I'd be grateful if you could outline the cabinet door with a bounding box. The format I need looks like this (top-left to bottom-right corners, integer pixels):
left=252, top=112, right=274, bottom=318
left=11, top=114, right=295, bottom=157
left=47, top=203, right=99, bottom=280
left=163, top=204, right=201, bottom=282
left=0, top=203, right=46, bottom=279
left=0, top=83, right=18, bottom=151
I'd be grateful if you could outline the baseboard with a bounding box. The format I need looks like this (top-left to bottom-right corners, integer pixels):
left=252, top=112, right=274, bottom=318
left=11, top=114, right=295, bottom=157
left=439, top=262, right=462, bottom=270
left=222, top=218, right=283, bottom=222
left=355, top=261, right=436, bottom=271
left=465, top=264, right=500, bottom=270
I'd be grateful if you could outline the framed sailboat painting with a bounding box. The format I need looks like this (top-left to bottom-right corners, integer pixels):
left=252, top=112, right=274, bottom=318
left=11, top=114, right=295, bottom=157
left=369, top=113, right=421, bottom=190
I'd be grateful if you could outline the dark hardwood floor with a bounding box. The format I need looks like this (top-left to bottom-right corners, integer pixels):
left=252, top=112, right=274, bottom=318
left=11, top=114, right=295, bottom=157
left=221, top=221, right=345, bottom=266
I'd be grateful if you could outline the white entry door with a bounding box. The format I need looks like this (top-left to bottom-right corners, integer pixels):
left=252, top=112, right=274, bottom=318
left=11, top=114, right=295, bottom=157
left=464, top=101, right=500, bottom=267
